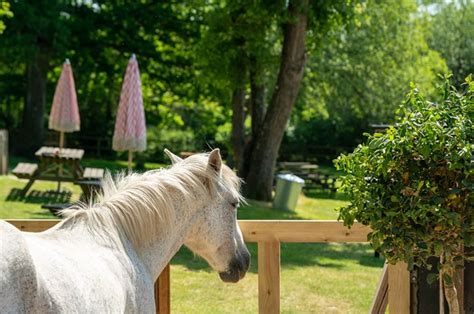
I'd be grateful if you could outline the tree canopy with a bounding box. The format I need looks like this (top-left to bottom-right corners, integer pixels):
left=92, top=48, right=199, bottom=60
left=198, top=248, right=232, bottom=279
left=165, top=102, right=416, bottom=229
left=284, top=0, right=447, bottom=156
left=427, top=1, right=474, bottom=86
left=0, top=0, right=472, bottom=200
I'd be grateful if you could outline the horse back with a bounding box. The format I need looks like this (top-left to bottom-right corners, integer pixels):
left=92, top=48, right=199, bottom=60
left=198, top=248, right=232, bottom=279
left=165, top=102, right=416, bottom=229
left=0, top=220, right=40, bottom=313
left=0, top=220, right=155, bottom=313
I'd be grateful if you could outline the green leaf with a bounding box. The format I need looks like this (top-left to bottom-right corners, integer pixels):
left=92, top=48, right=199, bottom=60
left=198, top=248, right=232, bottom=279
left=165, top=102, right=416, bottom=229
left=443, top=273, right=453, bottom=286
left=417, top=242, right=428, bottom=249
left=427, top=272, right=438, bottom=285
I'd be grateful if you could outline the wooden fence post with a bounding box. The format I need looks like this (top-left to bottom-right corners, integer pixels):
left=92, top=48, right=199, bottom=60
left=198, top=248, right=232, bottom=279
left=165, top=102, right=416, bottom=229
left=155, top=263, right=170, bottom=314
left=258, top=240, right=280, bottom=314
left=388, top=262, right=410, bottom=314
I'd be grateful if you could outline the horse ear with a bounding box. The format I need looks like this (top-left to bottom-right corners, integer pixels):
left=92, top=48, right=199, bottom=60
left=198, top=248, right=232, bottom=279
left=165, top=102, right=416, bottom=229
left=208, top=148, right=222, bottom=173
left=164, top=149, right=182, bottom=164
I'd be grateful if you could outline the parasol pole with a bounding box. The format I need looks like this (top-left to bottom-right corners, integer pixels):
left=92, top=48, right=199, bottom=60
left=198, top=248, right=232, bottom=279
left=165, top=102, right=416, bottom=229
left=128, top=150, right=133, bottom=171
left=59, top=132, right=65, bottom=150
left=57, top=131, right=65, bottom=192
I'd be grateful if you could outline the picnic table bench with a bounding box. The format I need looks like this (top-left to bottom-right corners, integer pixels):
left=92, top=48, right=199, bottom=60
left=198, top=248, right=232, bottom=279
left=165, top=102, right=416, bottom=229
left=12, top=163, right=39, bottom=193
left=12, top=162, right=39, bottom=179
left=83, top=167, right=104, bottom=180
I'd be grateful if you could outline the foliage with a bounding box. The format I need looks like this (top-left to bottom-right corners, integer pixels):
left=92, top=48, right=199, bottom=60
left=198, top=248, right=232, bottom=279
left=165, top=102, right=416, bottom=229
left=428, top=1, right=474, bottom=87
left=286, top=0, right=447, bottom=153
left=0, top=1, right=12, bottom=34
left=196, top=0, right=357, bottom=93
left=197, top=0, right=359, bottom=130
left=196, top=0, right=281, bottom=93
left=0, top=0, right=472, bottom=165
left=0, top=1, right=222, bottom=155
left=61, top=2, right=212, bottom=143
left=0, top=0, right=71, bottom=131
left=335, top=76, right=473, bottom=298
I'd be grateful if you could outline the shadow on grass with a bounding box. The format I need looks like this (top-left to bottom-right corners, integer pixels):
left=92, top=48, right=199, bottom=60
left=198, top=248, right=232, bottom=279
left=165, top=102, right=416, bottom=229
left=6, top=188, right=72, bottom=204
left=281, top=243, right=384, bottom=269
left=238, top=203, right=304, bottom=220
left=303, top=190, right=350, bottom=201
left=171, top=242, right=384, bottom=274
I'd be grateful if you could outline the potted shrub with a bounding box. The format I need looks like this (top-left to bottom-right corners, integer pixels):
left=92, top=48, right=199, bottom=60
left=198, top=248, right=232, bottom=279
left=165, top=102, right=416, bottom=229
left=335, top=75, right=473, bottom=313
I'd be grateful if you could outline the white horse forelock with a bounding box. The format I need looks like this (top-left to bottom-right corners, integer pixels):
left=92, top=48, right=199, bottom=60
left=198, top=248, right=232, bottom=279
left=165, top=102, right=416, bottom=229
left=60, top=153, right=243, bottom=248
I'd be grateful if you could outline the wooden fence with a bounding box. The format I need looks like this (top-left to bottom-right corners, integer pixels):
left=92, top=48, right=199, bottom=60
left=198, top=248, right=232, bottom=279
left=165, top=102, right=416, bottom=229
left=6, top=219, right=410, bottom=314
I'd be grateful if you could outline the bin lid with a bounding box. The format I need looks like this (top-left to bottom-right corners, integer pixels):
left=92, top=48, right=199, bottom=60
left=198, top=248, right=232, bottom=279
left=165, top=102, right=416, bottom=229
left=276, top=173, right=305, bottom=184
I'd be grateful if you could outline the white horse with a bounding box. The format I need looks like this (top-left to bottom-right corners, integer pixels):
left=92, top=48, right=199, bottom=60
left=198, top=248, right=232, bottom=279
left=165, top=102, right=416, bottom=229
left=0, top=149, right=250, bottom=313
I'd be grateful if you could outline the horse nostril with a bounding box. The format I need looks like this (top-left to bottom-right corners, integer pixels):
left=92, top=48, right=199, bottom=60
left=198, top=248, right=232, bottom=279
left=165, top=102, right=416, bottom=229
left=219, top=269, right=240, bottom=283
left=219, top=254, right=250, bottom=283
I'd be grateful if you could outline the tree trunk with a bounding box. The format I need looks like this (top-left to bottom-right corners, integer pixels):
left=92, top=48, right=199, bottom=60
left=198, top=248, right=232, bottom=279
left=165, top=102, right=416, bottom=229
left=443, top=253, right=460, bottom=314
left=243, top=0, right=308, bottom=201
left=229, top=11, right=248, bottom=174
left=240, top=57, right=266, bottom=179
left=231, top=88, right=246, bottom=174
left=444, top=279, right=460, bottom=314
left=20, top=50, right=49, bottom=155
left=249, top=57, right=266, bottom=140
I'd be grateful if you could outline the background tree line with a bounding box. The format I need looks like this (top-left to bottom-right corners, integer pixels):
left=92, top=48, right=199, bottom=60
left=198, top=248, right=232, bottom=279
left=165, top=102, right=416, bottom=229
left=0, top=0, right=472, bottom=200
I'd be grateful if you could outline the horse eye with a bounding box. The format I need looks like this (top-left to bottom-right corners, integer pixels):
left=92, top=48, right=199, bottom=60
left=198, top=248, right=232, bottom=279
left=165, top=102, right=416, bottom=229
left=230, top=201, right=239, bottom=208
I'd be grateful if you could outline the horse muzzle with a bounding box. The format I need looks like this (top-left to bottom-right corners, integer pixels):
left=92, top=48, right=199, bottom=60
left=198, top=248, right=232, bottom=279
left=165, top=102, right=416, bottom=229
left=218, top=250, right=250, bottom=283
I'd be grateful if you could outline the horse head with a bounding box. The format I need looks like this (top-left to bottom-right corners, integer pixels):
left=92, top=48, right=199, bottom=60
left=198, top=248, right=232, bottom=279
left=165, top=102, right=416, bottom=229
left=164, top=149, right=250, bottom=283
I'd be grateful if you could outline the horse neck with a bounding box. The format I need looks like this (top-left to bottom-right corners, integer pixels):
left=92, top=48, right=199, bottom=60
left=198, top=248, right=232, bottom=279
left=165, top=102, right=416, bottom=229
left=133, top=193, right=205, bottom=281
left=60, top=170, right=209, bottom=281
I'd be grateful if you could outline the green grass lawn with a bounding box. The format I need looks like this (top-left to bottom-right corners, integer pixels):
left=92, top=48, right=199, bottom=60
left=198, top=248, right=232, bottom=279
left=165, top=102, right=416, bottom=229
left=0, top=169, right=383, bottom=313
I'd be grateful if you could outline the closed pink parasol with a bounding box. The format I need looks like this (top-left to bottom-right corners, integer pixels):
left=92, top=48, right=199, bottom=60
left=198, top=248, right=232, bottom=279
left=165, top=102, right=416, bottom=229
left=49, top=59, right=80, bottom=148
left=113, top=54, right=146, bottom=170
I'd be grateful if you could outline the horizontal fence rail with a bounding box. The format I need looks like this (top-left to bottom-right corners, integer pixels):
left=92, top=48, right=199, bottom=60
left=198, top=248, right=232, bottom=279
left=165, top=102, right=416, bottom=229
left=5, top=219, right=409, bottom=314
left=6, top=219, right=372, bottom=242
left=240, top=220, right=371, bottom=242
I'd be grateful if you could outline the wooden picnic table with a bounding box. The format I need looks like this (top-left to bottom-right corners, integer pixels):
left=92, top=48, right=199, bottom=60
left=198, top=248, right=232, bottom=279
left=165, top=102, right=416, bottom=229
left=12, top=146, right=104, bottom=196
left=35, top=146, right=85, bottom=182
left=276, top=161, right=337, bottom=193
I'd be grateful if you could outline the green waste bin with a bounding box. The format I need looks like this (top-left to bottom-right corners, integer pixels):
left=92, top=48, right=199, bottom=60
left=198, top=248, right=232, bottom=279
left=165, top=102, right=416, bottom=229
left=273, top=173, right=304, bottom=211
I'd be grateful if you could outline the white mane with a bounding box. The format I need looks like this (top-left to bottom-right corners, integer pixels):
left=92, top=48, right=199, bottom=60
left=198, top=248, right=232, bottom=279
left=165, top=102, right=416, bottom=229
left=60, top=153, right=242, bottom=247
